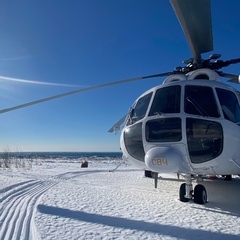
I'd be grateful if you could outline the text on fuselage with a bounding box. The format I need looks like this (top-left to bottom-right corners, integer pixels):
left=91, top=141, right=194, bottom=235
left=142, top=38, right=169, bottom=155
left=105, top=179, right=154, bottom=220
left=152, top=158, right=168, bottom=166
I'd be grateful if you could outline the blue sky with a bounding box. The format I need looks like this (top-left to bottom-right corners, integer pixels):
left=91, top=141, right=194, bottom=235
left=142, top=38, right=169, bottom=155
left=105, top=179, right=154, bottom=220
left=0, top=0, right=240, bottom=152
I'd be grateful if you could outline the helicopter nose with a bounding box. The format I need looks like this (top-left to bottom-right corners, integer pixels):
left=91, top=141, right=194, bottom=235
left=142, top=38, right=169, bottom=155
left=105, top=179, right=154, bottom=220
left=145, top=146, right=188, bottom=173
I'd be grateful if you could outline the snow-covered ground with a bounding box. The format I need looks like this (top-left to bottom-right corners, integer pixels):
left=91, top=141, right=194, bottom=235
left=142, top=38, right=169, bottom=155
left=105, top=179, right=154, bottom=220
left=0, top=158, right=239, bottom=240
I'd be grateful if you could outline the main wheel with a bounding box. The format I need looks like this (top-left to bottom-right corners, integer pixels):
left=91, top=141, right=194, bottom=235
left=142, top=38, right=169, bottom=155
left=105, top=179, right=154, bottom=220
left=179, top=183, right=189, bottom=202
left=194, top=184, right=207, bottom=204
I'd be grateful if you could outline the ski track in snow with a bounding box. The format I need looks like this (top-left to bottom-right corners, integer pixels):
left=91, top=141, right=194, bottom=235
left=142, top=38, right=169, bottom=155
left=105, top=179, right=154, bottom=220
left=0, top=170, right=103, bottom=240
left=0, top=180, right=55, bottom=239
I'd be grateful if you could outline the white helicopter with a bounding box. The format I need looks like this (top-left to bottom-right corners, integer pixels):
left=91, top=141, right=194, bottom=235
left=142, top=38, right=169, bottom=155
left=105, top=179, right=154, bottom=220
left=109, top=0, right=240, bottom=204
left=1, top=0, right=240, bottom=204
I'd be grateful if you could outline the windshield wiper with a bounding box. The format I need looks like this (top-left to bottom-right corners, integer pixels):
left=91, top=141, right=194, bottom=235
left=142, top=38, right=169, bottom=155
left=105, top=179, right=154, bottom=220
left=186, top=97, right=208, bottom=117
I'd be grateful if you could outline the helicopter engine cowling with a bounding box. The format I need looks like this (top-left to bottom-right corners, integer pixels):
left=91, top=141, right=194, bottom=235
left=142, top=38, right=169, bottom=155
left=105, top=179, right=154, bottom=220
left=187, top=68, right=221, bottom=81
left=163, top=74, right=186, bottom=84
left=145, top=146, right=188, bottom=173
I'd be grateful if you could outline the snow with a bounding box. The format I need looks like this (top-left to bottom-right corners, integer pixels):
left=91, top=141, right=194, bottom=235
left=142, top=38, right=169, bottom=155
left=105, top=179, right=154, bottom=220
left=0, top=158, right=240, bottom=240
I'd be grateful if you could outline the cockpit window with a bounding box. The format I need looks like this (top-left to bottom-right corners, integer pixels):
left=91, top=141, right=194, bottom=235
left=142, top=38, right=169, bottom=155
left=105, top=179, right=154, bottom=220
left=186, top=118, right=223, bottom=163
left=216, top=88, right=240, bottom=123
left=146, top=118, right=182, bottom=142
left=148, top=85, right=181, bottom=116
left=127, top=92, right=152, bottom=125
left=185, top=85, right=219, bottom=118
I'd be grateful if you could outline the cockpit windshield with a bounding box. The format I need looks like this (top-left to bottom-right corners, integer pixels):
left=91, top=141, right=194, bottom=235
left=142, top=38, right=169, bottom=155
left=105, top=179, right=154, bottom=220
left=216, top=88, right=240, bottom=123
left=127, top=92, right=152, bottom=125
left=185, top=85, right=219, bottom=118
left=148, top=85, right=181, bottom=116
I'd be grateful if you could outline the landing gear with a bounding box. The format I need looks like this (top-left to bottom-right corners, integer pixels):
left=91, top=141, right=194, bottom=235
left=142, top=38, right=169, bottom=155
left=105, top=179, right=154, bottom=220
left=193, top=184, right=207, bottom=204
left=179, top=175, right=207, bottom=204
left=179, top=183, right=190, bottom=202
left=223, top=175, right=232, bottom=181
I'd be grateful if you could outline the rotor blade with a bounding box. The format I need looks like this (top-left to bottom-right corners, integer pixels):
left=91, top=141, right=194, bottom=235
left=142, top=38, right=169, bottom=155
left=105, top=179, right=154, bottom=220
left=220, top=72, right=240, bottom=84
left=0, top=72, right=171, bottom=115
left=170, top=0, right=213, bottom=63
left=108, top=114, right=127, bottom=133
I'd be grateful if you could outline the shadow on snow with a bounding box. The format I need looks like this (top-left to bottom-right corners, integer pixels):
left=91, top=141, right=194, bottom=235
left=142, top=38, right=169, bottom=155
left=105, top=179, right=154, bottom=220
left=38, top=204, right=239, bottom=240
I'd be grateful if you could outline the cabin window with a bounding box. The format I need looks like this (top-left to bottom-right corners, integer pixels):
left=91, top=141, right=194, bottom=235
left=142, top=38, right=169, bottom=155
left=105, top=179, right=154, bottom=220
left=124, top=122, right=145, bottom=161
left=185, top=85, right=219, bottom=118
left=146, top=118, right=182, bottom=142
left=186, top=118, right=223, bottom=163
left=216, top=88, right=240, bottom=124
left=148, top=85, right=181, bottom=116
left=127, top=92, right=152, bottom=125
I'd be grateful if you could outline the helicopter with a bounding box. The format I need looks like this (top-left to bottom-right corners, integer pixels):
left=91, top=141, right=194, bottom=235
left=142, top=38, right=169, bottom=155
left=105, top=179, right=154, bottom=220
left=109, top=0, right=240, bottom=204
left=1, top=0, right=240, bottom=205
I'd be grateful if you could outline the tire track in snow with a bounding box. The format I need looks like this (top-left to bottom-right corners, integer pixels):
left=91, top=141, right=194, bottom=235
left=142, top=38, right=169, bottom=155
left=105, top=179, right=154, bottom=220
left=0, top=170, right=104, bottom=240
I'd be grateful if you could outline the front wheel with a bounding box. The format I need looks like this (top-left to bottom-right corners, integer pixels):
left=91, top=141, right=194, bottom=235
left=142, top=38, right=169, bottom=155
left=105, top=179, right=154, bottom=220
left=194, top=184, right=207, bottom=204
left=179, top=183, right=189, bottom=202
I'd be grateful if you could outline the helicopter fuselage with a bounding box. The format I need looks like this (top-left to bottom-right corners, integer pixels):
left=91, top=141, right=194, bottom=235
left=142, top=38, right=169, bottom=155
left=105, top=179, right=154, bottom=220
left=120, top=70, right=240, bottom=176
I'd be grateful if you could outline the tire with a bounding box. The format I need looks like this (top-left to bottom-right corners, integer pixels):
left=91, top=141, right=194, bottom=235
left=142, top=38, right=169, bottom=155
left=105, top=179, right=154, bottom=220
left=194, top=184, right=207, bottom=204
left=224, top=175, right=232, bottom=181
left=179, top=183, right=189, bottom=202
